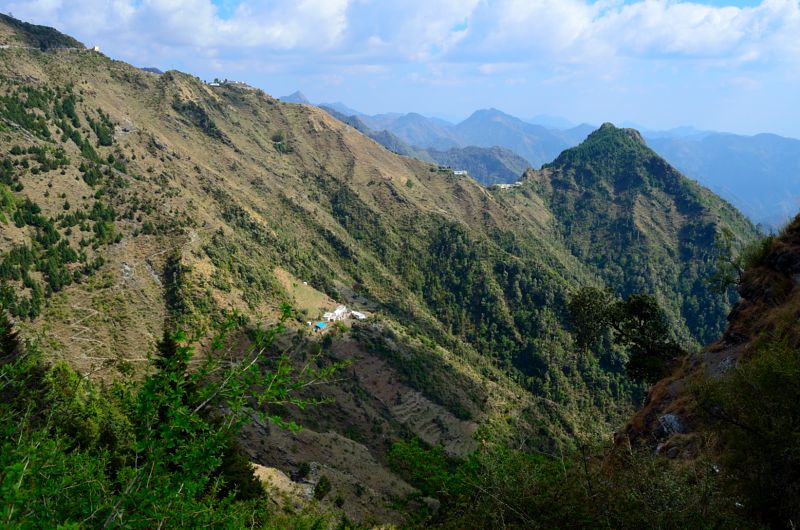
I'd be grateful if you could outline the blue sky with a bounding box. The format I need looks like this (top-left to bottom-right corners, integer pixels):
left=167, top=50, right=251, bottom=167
left=3, top=0, right=799, bottom=136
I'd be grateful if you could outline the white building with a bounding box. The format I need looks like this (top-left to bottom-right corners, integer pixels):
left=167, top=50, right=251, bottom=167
left=323, top=305, right=349, bottom=322
left=351, top=311, right=367, bottom=321
left=453, top=170, right=468, bottom=176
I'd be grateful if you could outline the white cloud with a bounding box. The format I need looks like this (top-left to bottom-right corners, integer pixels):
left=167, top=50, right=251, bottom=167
left=1, top=0, right=350, bottom=51
left=2, top=0, right=799, bottom=73
left=470, top=0, right=800, bottom=65
left=596, top=0, right=800, bottom=62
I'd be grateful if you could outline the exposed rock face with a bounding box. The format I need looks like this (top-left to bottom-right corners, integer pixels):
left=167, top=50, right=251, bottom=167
left=620, top=216, right=800, bottom=457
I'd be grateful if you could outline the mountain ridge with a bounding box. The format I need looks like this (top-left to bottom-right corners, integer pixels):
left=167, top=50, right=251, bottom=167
left=310, top=100, right=800, bottom=226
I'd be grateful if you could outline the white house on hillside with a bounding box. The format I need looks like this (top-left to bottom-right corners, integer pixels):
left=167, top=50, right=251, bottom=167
left=323, top=305, right=349, bottom=322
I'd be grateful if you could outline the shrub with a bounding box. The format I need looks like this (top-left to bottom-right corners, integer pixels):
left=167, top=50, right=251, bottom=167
left=314, top=475, right=332, bottom=500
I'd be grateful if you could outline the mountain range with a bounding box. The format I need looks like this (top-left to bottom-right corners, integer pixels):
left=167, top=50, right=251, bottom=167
left=0, top=15, right=781, bottom=527
left=290, top=94, right=800, bottom=228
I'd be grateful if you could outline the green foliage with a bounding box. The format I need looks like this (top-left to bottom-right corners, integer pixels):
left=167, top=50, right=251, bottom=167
left=0, top=311, right=21, bottom=363
left=0, top=312, right=343, bottom=527
left=81, top=163, right=102, bottom=186
left=711, top=227, right=774, bottom=294
left=88, top=109, right=114, bottom=146
left=388, top=439, right=451, bottom=498
left=54, top=93, right=80, bottom=128
left=164, top=251, right=192, bottom=320
left=203, top=230, right=281, bottom=309
left=314, top=475, right=332, bottom=500
left=567, top=286, right=614, bottom=352
left=12, top=198, right=45, bottom=228
left=172, top=97, right=229, bottom=143
left=24, top=145, right=69, bottom=172
left=297, top=461, right=311, bottom=479
left=272, top=131, right=293, bottom=154
left=0, top=90, right=51, bottom=139
left=696, top=340, right=800, bottom=526
left=389, top=439, right=755, bottom=529
left=568, top=287, right=683, bottom=383
left=0, top=188, right=112, bottom=316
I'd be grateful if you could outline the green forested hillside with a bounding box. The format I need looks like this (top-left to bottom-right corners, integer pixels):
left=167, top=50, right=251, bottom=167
left=515, top=123, right=758, bottom=347
left=0, top=15, right=763, bottom=527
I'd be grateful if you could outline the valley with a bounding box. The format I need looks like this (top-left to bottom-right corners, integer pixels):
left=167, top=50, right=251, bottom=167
left=0, top=12, right=795, bottom=529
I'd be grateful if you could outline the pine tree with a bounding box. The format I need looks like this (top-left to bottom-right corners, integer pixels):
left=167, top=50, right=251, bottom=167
left=0, top=310, right=21, bottom=363
left=154, top=328, right=184, bottom=373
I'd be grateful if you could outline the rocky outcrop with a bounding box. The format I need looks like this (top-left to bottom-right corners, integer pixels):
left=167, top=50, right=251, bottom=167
left=620, top=216, right=800, bottom=457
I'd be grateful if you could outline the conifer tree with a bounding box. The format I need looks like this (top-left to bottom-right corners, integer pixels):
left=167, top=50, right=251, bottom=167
left=0, top=310, right=21, bottom=363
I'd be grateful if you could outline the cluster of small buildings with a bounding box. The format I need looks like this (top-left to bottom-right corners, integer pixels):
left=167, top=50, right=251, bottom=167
left=436, top=166, right=469, bottom=177
left=309, top=305, right=367, bottom=333
left=324, top=305, right=366, bottom=322
left=493, top=182, right=523, bottom=190
left=207, top=79, right=257, bottom=90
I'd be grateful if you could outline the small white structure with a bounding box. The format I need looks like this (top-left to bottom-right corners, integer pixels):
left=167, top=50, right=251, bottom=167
left=91, top=45, right=101, bottom=52
left=351, top=311, right=367, bottom=321
left=323, top=305, right=349, bottom=322
left=453, top=170, right=468, bottom=176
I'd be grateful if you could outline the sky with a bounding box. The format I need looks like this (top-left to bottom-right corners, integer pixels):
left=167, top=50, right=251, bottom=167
left=2, top=0, right=799, bottom=136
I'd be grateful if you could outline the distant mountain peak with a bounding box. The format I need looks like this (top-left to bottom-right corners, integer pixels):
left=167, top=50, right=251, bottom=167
left=280, top=91, right=311, bottom=104
left=319, top=101, right=362, bottom=116
left=474, top=107, right=508, bottom=118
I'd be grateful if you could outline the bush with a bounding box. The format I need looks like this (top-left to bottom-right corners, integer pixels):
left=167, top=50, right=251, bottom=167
left=697, top=340, right=800, bottom=526
left=0, top=311, right=344, bottom=527
left=314, top=475, right=332, bottom=500
left=388, top=438, right=753, bottom=529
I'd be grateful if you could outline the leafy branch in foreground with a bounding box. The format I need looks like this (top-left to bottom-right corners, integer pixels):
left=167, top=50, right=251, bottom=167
left=0, top=305, right=346, bottom=528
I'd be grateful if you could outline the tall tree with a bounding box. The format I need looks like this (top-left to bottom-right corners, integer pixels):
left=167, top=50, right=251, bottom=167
left=0, top=310, right=21, bottom=364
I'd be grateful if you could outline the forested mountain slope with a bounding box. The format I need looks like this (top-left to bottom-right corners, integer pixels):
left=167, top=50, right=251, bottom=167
left=515, top=124, right=758, bottom=347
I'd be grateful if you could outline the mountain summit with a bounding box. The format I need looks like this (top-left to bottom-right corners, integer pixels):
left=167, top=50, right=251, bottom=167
left=279, top=90, right=311, bottom=104
left=520, top=122, right=755, bottom=345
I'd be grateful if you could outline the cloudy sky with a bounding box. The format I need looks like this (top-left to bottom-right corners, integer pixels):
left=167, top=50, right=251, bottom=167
left=2, top=0, right=799, bottom=136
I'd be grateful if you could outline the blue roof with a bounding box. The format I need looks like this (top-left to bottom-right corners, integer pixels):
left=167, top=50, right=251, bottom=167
left=315, top=322, right=327, bottom=328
